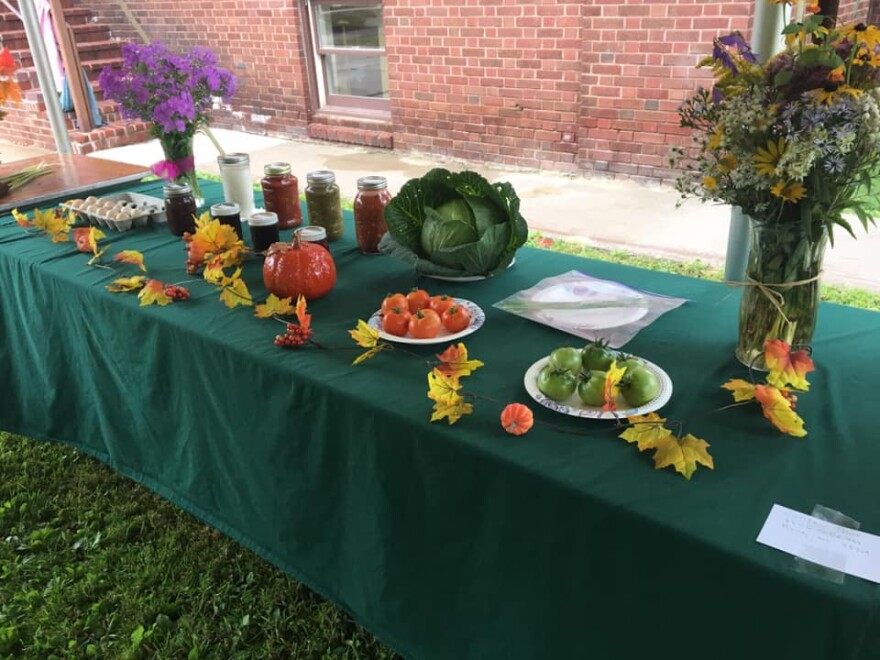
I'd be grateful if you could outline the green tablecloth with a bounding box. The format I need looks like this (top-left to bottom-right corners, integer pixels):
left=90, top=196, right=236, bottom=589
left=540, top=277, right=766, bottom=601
left=2, top=180, right=879, bottom=659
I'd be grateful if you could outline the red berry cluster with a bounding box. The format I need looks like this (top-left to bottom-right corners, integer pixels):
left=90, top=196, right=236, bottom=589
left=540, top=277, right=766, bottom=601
left=163, top=284, right=190, bottom=301
left=274, top=322, right=313, bottom=348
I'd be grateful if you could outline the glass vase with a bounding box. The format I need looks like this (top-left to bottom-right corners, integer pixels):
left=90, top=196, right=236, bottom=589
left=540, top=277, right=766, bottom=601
left=156, top=131, right=204, bottom=208
left=735, top=216, right=828, bottom=369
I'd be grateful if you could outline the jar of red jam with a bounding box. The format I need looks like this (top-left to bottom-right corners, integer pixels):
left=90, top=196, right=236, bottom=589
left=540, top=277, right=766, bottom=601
left=163, top=182, right=196, bottom=237
left=353, top=176, right=391, bottom=254
left=261, top=162, right=302, bottom=229
left=295, top=225, right=330, bottom=251
left=210, top=202, right=243, bottom=240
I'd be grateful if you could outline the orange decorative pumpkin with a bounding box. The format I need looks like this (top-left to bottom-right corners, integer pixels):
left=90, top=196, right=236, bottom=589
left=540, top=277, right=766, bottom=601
left=501, top=403, right=534, bottom=436
left=262, top=235, right=337, bottom=301
left=72, top=227, right=92, bottom=253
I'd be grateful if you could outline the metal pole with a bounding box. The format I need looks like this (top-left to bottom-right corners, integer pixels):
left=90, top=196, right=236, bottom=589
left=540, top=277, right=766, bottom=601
left=18, top=0, right=72, bottom=154
left=724, top=1, right=785, bottom=281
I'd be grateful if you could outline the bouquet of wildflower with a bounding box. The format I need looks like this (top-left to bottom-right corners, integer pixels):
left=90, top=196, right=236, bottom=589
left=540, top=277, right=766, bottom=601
left=673, top=2, right=880, bottom=365
left=674, top=4, right=880, bottom=237
left=99, top=42, right=235, bottom=195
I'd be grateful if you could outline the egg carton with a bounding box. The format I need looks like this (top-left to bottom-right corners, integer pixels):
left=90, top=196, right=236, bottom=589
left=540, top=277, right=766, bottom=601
left=62, top=192, right=167, bottom=232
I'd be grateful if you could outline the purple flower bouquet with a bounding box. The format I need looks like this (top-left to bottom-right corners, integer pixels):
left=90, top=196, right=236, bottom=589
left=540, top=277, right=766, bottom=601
left=100, top=42, right=236, bottom=203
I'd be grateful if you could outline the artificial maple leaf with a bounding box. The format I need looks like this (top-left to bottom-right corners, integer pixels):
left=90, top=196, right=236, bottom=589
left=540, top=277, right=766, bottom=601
left=12, top=209, right=32, bottom=228
left=114, top=250, right=147, bottom=272
left=295, top=295, right=311, bottom=331
left=87, top=248, right=107, bottom=266
left=203, top=263, right=225, bottom=285
left=137, top=279, right=172, bottom=306
left=254, top=294, right=295, bottom=319
left=721, top=378, right=757, bottom=402
left=754, top=384, right=807, bottom=437
left=188, top=215, right=243, bottom=268
left=32, top=208, right=72, bottom=242
left=0, top=77, right=22, bottom=104
left=219, top=275, right=252, bottom=309
left=349, top=319, right=380, bottom=348
left=0, top=47, right=17, bottom=76
left=427, top=368, right=463, bottom=406
left=430, top=398, right=474, bottom=425
left=603, top=360, right=627, bottom=412
left=620, top=413, right=672, bottom=452
left=652, top=433, right=714, bottom=480
left=435, top=343, right=485, bottom=378
left=106, top=275, right=147, bottom=292
left=765, top=339, right=814, bottom=391
left=353, top=346, right=383, bottom=365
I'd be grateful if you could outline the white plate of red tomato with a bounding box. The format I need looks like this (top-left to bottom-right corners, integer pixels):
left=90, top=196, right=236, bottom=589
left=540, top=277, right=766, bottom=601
left=367, top=289, right=485, bottom=344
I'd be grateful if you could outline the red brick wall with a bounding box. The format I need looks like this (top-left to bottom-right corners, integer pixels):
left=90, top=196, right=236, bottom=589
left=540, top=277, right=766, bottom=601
left=76, top=0, right=870, bottom=182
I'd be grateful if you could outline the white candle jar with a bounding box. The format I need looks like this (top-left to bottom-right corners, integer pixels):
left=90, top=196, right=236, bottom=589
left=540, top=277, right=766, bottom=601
left=217, top=153, right=257, bottom=220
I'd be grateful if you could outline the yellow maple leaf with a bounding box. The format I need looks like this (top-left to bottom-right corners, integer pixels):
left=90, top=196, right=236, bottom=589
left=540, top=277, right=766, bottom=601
left=430, top=398, right=474, bottom=425
left=349, top=319, right=380, bottom=349
left=721, top=378, right=757, bottom=402
left=12, top=208, right=32, bottom=228
left=652, top=433, right=714, bottom=480
left=435, top=343, right=484, bottom=378
left=87, top=248, right=107, bottom=266
left=114, top=250, right=147, bottom=272
left=31, top=208, right=72, bottom=242
left=765, top=339, right=814, bottom=392
left=219, top=275, right=252, bottom=309
left=188, top=215, right=244, bottom=268
left=603, top=360, right=627, bottom=412
left=138, top=279, right=172, bottom=306
left=106, top=275, right=147, bottom=292
left=254, top=293, right=295, bottom=319
left=754, top=384, right=807, bottom=437
left=427, top=368, right=463, bottom=406
left=295, top=295, right=311, bottom=331
left=353, top=346, right=383, bottom=365
left=620, top=413, right=672, bottom=452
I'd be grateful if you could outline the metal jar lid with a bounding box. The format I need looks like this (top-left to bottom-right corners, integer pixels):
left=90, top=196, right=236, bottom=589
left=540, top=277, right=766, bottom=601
left=357, top=176, right=388, bottom=191
left=217, top=153, right=250, bottom=166
left=264, top=162, right=292, bottom=176
left=210, top=202, right=240, bottom=217
left=296, top=225, right=327, bottom=241
left=306, top=170, right=336, bottom=185
left=163, top=182, right=193, bottom=198
left=249, top=211, right=278, bottom=226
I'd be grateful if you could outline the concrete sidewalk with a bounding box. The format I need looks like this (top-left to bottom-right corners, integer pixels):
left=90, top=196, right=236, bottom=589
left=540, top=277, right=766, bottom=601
left=3, top=130, right=879, bottom=292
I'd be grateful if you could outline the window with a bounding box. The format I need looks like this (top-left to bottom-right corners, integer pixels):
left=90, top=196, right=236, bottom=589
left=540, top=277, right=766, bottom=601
left=305, top=1, right=389, bottom=113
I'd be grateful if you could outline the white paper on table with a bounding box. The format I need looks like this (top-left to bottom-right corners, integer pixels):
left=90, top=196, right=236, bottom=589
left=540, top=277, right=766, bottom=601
left=756, top=504, right=880, bottom=584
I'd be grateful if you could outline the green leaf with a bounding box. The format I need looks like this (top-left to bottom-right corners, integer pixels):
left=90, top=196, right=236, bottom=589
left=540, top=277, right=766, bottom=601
left=130, top=624, right=145, bottom=648
left=773, top=70, right=793, bottom=87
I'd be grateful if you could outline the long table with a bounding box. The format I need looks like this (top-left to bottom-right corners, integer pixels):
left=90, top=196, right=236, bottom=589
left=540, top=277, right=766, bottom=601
left=2, top=180, right=879, bottom=659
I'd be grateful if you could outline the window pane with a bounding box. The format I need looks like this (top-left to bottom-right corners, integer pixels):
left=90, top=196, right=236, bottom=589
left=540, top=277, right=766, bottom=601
left=324, top=53, right=388, bottom=98
left=316, top=3, right=385, bottom=49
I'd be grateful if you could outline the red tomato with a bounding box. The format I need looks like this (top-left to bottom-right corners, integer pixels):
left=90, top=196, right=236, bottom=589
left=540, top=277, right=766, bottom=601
left=441, top=304, right=471, bottom=333
left=382, top=307, right=411, bottom=336
left=409, top=308, right=442, bottom=339
left=406, top=288, right=431, bottom=314
left=381, top=293, right=408, bottom=316
left=429, top=294, right=455, bottom=316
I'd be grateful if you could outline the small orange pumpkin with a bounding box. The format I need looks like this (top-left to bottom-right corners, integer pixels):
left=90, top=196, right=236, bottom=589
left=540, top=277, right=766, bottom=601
left=501, top=403, right=534, bottom=436
left=72, top=227, right=92, bottom=253
left=262, top=233, right=337, bottom=301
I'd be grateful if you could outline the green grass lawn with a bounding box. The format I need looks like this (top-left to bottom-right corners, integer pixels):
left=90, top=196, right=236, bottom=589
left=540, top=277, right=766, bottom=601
left=2, top=236, right=879, bottom=659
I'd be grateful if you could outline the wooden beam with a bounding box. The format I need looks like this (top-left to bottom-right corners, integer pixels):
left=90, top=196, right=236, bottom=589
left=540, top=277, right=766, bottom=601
left=47, top=0, right=94, bottom=133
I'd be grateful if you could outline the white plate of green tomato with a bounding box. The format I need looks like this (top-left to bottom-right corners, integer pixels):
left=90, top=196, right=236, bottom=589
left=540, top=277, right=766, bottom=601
left=523, top=341, right=673, bottom=419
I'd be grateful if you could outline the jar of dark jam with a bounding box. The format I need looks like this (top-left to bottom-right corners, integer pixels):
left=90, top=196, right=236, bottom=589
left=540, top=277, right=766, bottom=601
left=261, top=162, right=302, bottom=229
left=163, top=182, right=197, bottom=237
left=249, top=211, right=281, bottom=252
left=210, top=202, right=243, bottom=240
left=295, top=225, right=330, bottom=251
left=353, top=176, right=391, bottom=254
left=304, top=170, right=343, bottom=241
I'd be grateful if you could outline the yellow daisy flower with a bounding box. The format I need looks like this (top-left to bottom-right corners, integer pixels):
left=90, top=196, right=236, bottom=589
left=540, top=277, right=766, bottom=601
left=771, top=181, right=807, bottom=203
left=702, top=176, right=718, bottom=192
left=754, top=138, right=786, bottom=177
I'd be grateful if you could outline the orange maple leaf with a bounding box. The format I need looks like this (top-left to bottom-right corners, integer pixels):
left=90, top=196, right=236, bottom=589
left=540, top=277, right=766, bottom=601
left=114, top=250, right=147, bottom=272
left=295, top=294, right=311, bottom=331
left=754, top=384, right=807, bottom=437
left=137, top=279, right=172, bottom=307
left=603, top=360, right=627, bottom=412
left=11, top=209, right=32, bottom=228
left=435, top=343, right=484, bottom=378
left=0, top=47, right=17, bottom=76
left=765, top=339, right=814, bottom=391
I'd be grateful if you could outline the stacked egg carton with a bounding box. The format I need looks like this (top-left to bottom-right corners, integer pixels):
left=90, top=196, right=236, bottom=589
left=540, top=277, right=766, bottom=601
left=63, top=193, right=167, bottom=232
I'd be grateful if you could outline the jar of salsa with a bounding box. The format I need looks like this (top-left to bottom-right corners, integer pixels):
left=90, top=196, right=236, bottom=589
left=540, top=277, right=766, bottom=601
left=163, top=182, right=197, bottom=237
left=304, top=170, right=343, bottom=241
left=210, top=202, right=243, bottom=240
left=353, top=176, right=391, bottom=254
left=261, top=162, right=302, bottom=229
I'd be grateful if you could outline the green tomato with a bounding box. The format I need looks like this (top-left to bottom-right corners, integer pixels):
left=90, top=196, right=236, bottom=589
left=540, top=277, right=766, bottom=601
left=621, top=366, right=661, bottom=407
left=618, top=356, right=644, bottom=375
left=581, top=341, right=618, bottom=371
left=548, top=346, right=583, bottom=374
left=537, top=365, right=577, bottom=402
left=577, top=370, right=607, bottom=407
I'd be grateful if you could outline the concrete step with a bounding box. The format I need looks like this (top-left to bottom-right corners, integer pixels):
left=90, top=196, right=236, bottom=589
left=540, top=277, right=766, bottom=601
left=1, top=23, right=111, bottom=51
left=70, top=118, right=153, bottom=155
left=14, top=39, right=122, bottom=69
